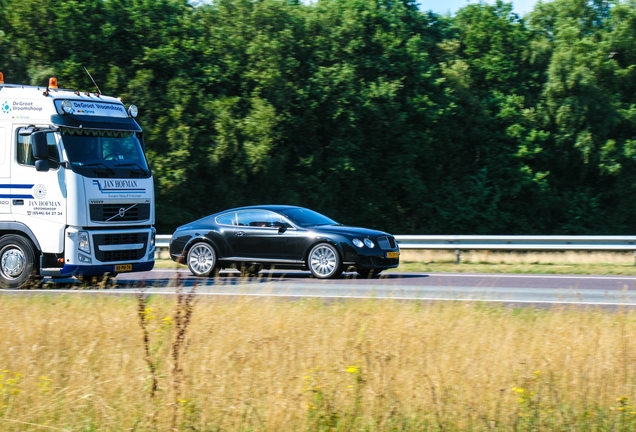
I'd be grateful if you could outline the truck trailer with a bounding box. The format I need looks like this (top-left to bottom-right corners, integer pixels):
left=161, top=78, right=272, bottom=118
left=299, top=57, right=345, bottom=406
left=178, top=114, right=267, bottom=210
left=0, top=73, right=155, bottom=288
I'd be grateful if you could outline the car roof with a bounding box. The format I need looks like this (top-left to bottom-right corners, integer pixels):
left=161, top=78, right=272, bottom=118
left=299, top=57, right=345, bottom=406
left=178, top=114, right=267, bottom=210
left=213, top=204, right=304, bottom=215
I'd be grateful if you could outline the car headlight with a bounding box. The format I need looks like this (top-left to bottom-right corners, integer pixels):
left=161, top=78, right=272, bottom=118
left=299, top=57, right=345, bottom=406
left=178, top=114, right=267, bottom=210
left=78, top=231, right=91, bottom=254
left=364, top=238, right=375, bottom=248
left=352, top=238, right=364, bottom=248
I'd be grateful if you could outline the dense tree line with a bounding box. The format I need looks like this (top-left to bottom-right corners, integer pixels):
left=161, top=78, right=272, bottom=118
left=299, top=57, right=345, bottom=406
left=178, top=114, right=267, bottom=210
left=1, top=0, right=635, bottom=234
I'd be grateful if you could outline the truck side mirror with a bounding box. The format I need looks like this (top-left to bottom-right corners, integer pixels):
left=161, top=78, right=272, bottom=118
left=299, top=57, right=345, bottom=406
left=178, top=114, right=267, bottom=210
left=31, top=132, right=48, bottom=159
left=31, top=131, right=50, bottom=172
left=35, top=159, right=50, bottom=172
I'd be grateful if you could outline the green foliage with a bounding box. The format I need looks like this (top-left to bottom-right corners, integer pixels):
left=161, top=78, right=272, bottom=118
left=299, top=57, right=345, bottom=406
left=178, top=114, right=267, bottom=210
left=3, top=0, right=636, bottom=234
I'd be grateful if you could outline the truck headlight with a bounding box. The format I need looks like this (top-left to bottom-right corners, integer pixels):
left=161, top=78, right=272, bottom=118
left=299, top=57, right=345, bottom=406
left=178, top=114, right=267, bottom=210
left=78, top=231, right=91, bottom=254
left=61, top=99, right=73, bottom=114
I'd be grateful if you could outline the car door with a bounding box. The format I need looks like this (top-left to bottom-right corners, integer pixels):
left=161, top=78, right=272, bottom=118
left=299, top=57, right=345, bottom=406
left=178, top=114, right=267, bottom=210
left=227, top=210, right=302, bottom=261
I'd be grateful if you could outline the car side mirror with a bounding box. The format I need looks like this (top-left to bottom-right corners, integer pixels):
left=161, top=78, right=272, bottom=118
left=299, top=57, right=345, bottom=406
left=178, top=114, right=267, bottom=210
left=272, top=222, right=286, bottom=233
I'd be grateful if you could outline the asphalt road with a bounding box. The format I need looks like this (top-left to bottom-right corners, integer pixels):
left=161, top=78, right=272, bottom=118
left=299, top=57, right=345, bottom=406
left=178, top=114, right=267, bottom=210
left=12, top=269, right=636, bottom=306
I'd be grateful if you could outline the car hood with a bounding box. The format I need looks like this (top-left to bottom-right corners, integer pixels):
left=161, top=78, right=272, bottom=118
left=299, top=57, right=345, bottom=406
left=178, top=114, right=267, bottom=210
left=308, top=224, right=391, bottom=238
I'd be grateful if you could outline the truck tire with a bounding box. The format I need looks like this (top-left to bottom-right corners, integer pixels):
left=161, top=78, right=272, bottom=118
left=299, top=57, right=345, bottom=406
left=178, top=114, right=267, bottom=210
left=0, top=234, right=36, bottom=289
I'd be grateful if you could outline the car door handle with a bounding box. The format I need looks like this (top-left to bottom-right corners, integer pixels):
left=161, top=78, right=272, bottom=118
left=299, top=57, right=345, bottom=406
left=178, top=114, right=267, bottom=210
left=235, top=231, right=245, bottom=236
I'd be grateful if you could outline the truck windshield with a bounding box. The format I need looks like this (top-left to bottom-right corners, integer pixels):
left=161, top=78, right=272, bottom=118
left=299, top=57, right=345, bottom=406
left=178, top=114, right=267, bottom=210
left=61, top=128, right=150, bottom=178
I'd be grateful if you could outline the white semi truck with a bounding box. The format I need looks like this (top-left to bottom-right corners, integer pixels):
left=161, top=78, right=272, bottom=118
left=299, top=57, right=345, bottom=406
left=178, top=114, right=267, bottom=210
left=0, top=73, right=155, bottom=288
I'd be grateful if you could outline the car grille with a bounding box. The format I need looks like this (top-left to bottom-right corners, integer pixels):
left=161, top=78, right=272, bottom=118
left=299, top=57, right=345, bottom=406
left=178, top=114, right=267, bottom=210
left=93, top=232, right=148, bottom=262
left=90, top=203, right=151, bottom=223
left=377, top=236, right=397, bottom=250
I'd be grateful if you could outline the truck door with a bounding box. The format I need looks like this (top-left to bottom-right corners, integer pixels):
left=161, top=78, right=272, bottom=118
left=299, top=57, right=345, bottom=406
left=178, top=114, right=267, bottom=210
left=10, top=129, right=66, bottom=250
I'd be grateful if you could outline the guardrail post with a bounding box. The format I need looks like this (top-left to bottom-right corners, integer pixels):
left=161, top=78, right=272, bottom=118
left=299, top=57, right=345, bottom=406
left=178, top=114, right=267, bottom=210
left=455, top=249, right=461, bottom=264
left=634, top=251, right=636, bottom=266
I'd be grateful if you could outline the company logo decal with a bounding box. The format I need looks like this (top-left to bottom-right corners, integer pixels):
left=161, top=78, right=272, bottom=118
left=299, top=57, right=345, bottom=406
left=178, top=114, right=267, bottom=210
left=0, top=184, right=62, bottom=217
left=33, top=184, right=47, bottom=199
left=71, top=101, right=127, bottom=118
left=92, top=180, right=145, bottom=194
left=8, top=101, right=43, bottom=113
left=1, top=100, right=44, bottom=119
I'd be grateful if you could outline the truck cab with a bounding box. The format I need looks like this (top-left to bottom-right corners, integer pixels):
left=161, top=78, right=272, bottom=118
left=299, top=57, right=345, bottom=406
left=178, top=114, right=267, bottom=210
left=0, top=74, right=155, bottom=288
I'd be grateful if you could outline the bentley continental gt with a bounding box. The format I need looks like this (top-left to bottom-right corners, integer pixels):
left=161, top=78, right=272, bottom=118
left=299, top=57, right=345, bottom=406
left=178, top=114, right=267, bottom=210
left=169, top=205, right=400, bottom=279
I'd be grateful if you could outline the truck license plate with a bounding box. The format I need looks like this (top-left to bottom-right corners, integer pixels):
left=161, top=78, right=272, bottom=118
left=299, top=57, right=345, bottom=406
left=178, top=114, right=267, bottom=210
left=115, top=264, right=133, bottom=272
left=386, top=252, right=399, bottom=259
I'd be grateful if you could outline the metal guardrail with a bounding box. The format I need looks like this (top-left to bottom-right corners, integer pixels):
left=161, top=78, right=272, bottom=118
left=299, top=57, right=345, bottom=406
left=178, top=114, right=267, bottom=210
left=156, top=234, right=636, bottom=252
left=392, top=235, right=636, bottom=251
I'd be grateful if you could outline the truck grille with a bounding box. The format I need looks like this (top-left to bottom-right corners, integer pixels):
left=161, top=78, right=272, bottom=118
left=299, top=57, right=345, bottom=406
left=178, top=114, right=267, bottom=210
left=377, top=236, right=397, bottom=250
left=93, top=232, right=148, bottom=262
left=90, top=203, right=151, bottom=223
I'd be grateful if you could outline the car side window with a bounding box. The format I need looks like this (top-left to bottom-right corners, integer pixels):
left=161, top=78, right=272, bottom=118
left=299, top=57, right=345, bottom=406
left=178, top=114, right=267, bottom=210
left=217, top=210, right=295, bottom=228
left=236, top=210, right=270, bottom=227
left=216, top=212, right=238, bottom=226
left=278, top=217, right=294, bottom=229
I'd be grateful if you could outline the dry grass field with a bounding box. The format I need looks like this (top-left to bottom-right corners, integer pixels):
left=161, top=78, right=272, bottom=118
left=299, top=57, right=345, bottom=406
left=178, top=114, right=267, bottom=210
left=2, top=291, right=636, bottom=431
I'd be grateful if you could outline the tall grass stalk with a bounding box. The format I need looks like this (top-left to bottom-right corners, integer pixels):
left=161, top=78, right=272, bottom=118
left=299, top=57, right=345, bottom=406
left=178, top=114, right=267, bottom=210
left=170, top=281, right=198, bottom=429
left=2, top=292, right=636, bottom=430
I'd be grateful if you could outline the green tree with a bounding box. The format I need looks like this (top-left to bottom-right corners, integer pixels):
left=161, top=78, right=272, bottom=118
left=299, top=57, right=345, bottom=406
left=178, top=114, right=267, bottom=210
left=431, top=0, right=548, bottom=233
left=527, top=0, right=636, bottom=233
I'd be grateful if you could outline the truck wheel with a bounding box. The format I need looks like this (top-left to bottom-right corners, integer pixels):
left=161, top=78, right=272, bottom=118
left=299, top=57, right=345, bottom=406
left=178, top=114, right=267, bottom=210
left=0, top=235, right=36, bottom=289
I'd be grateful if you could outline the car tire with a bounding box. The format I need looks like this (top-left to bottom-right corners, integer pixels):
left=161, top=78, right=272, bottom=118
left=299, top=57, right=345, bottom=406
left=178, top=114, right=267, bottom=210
left=308, top=243, right=342, bottom=279
left=0, top=235, right=37, bottom=289
left=187, top=242, right=218, bottom=277
left=357, top=269, right=382, bottom=278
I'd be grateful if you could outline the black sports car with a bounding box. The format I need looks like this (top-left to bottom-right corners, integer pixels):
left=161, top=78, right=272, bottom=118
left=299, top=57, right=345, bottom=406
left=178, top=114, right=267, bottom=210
left=169, top=205, right=400, bottom=279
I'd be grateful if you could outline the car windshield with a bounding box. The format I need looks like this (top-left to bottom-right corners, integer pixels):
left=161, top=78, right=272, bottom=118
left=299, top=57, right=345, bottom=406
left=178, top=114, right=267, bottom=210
left=278, top=208, right=338, bottom=227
